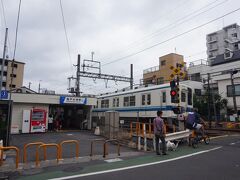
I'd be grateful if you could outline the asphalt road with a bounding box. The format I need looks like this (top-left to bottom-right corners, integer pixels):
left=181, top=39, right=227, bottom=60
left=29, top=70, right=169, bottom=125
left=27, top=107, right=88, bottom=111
left=54, top=135, right=240, bottom=180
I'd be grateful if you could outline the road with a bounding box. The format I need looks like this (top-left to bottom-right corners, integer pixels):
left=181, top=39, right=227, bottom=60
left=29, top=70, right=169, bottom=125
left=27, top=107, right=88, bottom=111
left=12, top=134, right=240, bottom=180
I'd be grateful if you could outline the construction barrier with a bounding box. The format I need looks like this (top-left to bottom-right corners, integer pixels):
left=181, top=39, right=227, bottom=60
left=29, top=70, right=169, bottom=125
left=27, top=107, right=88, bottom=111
left=90, top=139, right=106, bottom=157
left=103, top=139, right=120, bottom=158
left=59, top=140, right=79, bottom=159
left=23, top=142, right=44, bottom=163
left=0, top=146, right=19, bottom=169
left=36, top=143, right=60, bottom=167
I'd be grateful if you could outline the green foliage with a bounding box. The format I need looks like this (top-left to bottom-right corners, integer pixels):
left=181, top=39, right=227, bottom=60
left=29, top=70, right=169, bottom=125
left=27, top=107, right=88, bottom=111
left=193, top=93, right=228, bottom=118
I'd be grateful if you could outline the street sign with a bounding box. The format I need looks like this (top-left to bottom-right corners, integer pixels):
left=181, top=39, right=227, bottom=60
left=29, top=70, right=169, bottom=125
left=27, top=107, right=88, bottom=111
left=0, top=90, right=8, bottom=99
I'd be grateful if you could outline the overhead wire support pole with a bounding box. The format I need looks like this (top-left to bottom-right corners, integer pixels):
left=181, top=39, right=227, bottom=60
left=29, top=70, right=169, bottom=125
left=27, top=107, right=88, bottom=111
left=230, top=70, right=238, bottom=118
left=76, top=54, right=81, bottom=97
left=207, top=73, right=211, bottom=128
left=130, top=64, right=133, bottom=89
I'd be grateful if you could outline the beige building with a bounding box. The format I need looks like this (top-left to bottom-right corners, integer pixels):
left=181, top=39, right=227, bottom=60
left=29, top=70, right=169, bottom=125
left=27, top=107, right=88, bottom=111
left=0, top=58, right=25, bottom=90
left=143, top=53, right=187, bottom=85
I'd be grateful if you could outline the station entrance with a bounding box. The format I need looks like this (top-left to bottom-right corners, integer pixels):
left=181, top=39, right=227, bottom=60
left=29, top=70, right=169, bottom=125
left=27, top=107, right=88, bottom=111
left=0, top=100, right=12, bottom=146
left=49, top=104, right=91, bottom=130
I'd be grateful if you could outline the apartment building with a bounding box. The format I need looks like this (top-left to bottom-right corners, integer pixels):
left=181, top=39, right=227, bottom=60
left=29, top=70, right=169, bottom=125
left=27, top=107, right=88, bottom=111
left=0, top=58, right=25, bottom=90
left=207, top=23, right=240, bottom=66
left=143, top=53, right=186, bottom=85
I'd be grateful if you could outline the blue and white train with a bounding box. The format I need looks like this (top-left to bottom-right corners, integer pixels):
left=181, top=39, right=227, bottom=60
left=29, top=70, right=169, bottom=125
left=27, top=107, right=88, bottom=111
left=92, top=82, right=194, bottom=125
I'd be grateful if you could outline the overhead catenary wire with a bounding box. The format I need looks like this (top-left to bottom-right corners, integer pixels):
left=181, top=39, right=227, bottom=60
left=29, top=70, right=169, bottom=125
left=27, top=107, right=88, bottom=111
left=102, top=7, right=240, bottom=66
left=101, top=0, right=227, bottom=62
left=59, top=0, right=73, bottom=73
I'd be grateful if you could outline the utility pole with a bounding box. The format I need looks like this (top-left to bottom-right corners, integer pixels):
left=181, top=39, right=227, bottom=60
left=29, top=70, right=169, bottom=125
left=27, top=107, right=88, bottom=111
left=76, top=54, right=80, bottom=97
left=207, top=73, right=211, bottom=128
left=28, top=82, right=32, bottom=89
left=0, top=28, right=8, bottom=95
left=38, top=80, right=41, bottom=93
left=230, top=70, right=238, bottom=118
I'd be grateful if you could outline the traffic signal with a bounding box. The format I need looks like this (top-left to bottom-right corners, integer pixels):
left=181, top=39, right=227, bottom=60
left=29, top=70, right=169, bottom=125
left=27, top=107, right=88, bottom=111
left=170, top=80, right=179, bottom=103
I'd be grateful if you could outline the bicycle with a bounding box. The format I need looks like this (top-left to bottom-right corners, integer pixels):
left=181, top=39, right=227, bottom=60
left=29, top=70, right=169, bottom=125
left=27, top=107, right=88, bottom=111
left=189, top=129, right=210, bottom=148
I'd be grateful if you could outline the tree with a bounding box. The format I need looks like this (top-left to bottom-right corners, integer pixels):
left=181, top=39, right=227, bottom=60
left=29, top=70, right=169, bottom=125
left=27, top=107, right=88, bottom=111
left=193, top=93, right=228, bottom=121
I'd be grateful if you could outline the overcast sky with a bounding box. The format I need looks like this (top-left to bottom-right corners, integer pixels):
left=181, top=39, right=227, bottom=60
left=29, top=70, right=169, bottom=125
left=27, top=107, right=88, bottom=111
left=1, top=0, right=240, bottom=95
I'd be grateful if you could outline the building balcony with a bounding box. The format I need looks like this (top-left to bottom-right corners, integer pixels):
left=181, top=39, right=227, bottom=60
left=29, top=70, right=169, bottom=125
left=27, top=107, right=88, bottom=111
left=143, top=65, right=159, bottom=74
left=207, top=36, right=218, bottom=43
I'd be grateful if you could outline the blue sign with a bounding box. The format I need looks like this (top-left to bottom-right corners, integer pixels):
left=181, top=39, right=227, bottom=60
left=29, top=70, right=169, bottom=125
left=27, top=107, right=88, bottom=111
left=0, top=90, right=8, bottom=99
left=60, top=96, right=87, bottom=105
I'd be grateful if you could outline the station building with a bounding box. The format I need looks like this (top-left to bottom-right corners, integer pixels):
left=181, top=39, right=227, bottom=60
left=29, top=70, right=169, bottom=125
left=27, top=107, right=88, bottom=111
left=0, top=87, right=97, bottom=137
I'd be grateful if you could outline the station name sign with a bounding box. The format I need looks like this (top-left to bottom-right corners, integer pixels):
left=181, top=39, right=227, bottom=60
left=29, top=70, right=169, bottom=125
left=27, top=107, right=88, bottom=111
left=60, top=96, right=87, bottom=105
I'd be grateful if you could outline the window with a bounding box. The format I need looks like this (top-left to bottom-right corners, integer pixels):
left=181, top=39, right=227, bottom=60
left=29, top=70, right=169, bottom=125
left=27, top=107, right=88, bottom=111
left=130, top=96, right=135, bottom=106
left=161, top=60, right=166, bottom=66
left=10, top=74, right=17, bottom=78
left=147, top=94, right=151, bottom=105
left=2, top=82, right=6, bottom=87
left=194, top=89, right=201, bottom=96
left=162, top=92, right=166, bottom=103
left=3, top=71, right=7, bottom=76
left=101, top=99, right=109, bottom=108
left=142, top=94, right=151, bottom=105
left=157, top=77, right=164, bottom=84
left=188, top=88, right=192, bottom=105
left=124, top=97, right=129, bottom=106
left=14, top=64, right=18, bottom=68
left=232, top=33, right=238, bottom=38
left=113, top=97, right=119, bottom=107
left=142, top=95, right=145, bottom=105
left=234, top=43, right=239, bottom=50
left=9, top=84, right=16, bottom=88
left=227, top=84, right=240, bottom=96
left=181, top=92, right=186, bottom=102
left=124, top=96, right=135, bottom=106
left=113, top=98, right=116, bottom=107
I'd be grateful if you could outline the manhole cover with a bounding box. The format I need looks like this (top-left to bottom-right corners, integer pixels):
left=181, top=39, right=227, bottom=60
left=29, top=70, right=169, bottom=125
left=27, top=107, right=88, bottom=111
left=63, top=165, right=83, bottom=172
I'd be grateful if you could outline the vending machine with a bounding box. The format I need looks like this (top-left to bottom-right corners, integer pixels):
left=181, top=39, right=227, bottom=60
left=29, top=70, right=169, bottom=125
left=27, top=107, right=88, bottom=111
left=30, top=109, right=47, bottom=133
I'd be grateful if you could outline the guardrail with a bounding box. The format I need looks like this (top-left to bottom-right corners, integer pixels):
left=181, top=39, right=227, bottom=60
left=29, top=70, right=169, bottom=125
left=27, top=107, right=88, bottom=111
left=23, top=142, right=44, bottom=163
left=59, top=140, right=79, bottom=159
left=0, top=146, right=19, bottom=169
left=36, top=143, right=60, bottom=167
left=90, top=139, right=106, bottom=157
left=103, top=139, right=120, bottom=158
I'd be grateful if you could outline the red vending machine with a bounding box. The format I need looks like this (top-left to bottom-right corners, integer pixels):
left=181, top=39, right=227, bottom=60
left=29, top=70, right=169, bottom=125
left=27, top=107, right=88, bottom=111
left=30, top=109, right=47, bottom=133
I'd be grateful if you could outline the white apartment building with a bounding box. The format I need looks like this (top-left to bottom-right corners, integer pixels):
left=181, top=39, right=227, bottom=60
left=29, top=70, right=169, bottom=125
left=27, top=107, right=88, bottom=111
left=207, top=23, right=240, bottom=66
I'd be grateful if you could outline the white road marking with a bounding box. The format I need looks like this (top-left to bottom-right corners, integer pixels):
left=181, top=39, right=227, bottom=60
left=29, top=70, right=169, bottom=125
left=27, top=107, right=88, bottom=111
left=49, top=146, right=222, bottom=180
left=230, top=143, right=236, bottom=145
left=210, top=135, right=228, bottom=140
left=104, top=158, right=123, bottom=163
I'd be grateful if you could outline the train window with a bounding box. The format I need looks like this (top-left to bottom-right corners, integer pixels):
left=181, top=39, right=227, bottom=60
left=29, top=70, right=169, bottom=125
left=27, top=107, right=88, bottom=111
left=116, top=98, right=119, bottom=107
left=124, top=97, right=129, bottom=106
left=113, top=97, right=119, bottom=107
left=188, top=88, right=192, bottom=105
left=142, top=95, right=145, bottom=105
left=113, top=98, right=116, bottom=107
left=101, top=99, right=109, bottom=108
left=181, top=92, right=186, bottom=102
left=147, top=94, right=151, bottom=105
left=162, top=92, right=166, bottom=103
left=130, top=96, right=135, bottom=106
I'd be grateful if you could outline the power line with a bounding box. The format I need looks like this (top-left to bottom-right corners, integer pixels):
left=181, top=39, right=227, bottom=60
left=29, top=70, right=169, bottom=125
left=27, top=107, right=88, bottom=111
left=102, top=0, right=226, bottom=63
left=12, top=0, right=21, bottom=60
left=59, top=0, right=73, bottom=73
left=1, top=0, right=12, bottom=57
left=102, top=7, right=240, bottom=66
